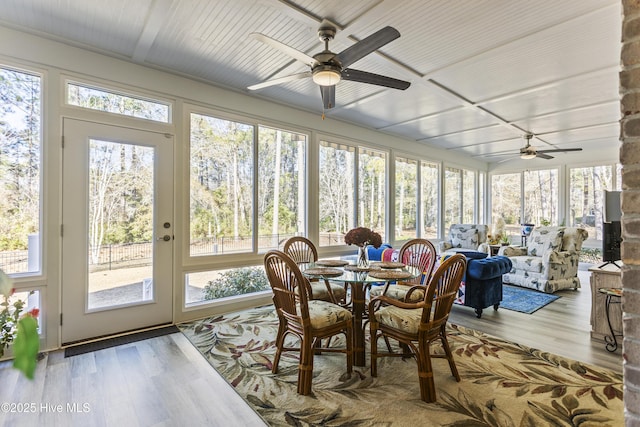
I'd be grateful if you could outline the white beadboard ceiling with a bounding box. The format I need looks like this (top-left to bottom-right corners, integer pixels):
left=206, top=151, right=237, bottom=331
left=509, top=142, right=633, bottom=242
left=0, top=0, right=621, bottom=163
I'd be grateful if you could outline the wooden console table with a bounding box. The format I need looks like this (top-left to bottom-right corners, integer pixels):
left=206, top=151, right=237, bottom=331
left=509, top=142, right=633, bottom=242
left=589, top=264, right=623, bottom=345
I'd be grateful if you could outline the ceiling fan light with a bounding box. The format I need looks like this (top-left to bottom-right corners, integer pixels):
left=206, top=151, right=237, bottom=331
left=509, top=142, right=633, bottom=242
left=520, top=152, right=536, bottom=160
left=312, top=68, right=341, bottom=86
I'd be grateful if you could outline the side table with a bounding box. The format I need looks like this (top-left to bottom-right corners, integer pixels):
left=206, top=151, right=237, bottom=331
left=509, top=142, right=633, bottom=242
left=589, top=264, right=622, bottom=342
left=598, top=287, right=623, bottom=352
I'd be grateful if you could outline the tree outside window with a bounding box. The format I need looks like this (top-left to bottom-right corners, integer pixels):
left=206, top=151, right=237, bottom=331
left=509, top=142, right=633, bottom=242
left=395, top=157, right=417, bottom=241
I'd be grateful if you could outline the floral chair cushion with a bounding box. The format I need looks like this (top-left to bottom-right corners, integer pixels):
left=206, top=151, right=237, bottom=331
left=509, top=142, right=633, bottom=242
left=303, top=300, right=352, bottom=330
left=374, top=305, right=422, bottom=335
left=309, top=282, right=346, bottom=301
left=526, top=227, right=564, bottom=257
left=369, top=284, right=424, bottom=302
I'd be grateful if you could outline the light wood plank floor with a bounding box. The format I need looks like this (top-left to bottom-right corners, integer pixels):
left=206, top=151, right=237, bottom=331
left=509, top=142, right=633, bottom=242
left=0, top=268, right=622, bottom=427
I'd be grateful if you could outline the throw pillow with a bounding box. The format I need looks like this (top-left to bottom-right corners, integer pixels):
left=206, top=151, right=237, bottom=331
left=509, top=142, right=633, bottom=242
left=451, top=228, right=478, bottom=249
left=527, top=227, right=564, bottom=257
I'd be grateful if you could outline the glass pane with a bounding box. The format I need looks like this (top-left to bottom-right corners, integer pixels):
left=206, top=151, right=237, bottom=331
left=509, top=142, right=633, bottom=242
left=0, top=67, right=41, bottom=275
left=190, top=114, right=254, bottom=255
left=462, top=169, right=475, bottom=223
left=478, top=172, right=485, bottom=225
left=319, top=141, right=355, bottom=246
left=185, top=266, right=269, bottom=306
left=569, top=165, right=613, bottom=244
left=491, top=173, right=522, bottom=239
left=358, top=148, right=386, bottom=241
left=421, top=161, right=439, bottom=239
left=444, top=167, right=462, bottom=231
left=88, top=140, right=154, bottom=310
left=257, top=126, right=307, bottom=251
left=524, top=169, right=558, bottom=226
left=395, top=157, right=417, bottom=241
left=67, top=83, right=170, bottom=123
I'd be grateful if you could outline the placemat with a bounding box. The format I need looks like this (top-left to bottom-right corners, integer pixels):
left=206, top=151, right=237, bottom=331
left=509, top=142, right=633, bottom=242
left=367, top=269, right=413, bottom=280
left=373, top=261, right=405, bottom=269
left=303, top=267, right=344, bottom=277
left=344, top=265, right=381, bottom=272
left=315, top=259, right=350, bottom=267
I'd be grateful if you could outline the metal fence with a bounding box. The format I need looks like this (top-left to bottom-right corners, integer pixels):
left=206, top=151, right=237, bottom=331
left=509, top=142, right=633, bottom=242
left=1, top=232, right=353, bottom=273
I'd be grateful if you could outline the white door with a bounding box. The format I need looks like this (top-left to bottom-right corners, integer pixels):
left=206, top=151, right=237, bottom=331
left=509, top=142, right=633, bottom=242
left=61, top=119, right=173, bottom=343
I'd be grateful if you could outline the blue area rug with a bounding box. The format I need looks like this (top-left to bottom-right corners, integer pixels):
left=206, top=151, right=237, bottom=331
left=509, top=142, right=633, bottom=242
left=500, top=285, right=560, bottom=314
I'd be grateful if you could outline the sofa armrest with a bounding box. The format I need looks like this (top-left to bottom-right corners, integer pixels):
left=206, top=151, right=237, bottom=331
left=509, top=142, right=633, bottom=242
left=547, top=250, right=577, bottom=264
left=437, top=241, right=452, bottom=253
left=500, top=246, right=527, bottom=257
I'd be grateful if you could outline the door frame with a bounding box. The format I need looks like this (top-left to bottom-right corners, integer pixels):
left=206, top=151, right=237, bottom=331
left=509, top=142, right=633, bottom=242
left=61, top=118, right=174, bottom=344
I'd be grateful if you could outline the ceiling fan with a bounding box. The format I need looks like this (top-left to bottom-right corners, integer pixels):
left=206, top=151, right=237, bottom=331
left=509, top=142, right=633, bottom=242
left=517, top=134, right=583, bottom=160
left=247, top=20, right=411, bottom=110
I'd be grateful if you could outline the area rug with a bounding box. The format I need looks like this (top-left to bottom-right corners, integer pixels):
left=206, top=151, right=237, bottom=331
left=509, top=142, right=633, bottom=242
left=179, top=305, right=623, bottom=426
left=500, top=284, right=560, bottom=314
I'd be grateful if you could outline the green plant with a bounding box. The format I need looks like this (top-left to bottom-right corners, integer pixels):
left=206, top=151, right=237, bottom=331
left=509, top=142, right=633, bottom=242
left=202, top=267, right=269, bottom=299
left=0, top=269, right=39, bottom=379
left=579, top=247, right=602, bottom=264
left=540, top=219, right=551, bottom=226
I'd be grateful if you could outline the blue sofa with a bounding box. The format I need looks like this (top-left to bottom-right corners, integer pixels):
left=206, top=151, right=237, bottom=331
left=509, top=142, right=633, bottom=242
left=368, top=245, right=511, bottom=318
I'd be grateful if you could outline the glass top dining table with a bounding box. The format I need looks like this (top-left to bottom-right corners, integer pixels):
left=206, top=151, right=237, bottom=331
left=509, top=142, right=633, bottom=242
left=301, top=262, right=421, bottom=367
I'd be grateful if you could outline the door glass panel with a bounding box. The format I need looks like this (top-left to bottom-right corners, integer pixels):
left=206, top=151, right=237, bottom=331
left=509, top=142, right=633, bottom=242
left=88, top=139, right=154, bottom=310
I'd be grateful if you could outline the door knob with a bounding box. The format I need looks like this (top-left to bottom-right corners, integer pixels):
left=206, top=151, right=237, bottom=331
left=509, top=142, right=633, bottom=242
left=157, top=235, right=171, bottom=241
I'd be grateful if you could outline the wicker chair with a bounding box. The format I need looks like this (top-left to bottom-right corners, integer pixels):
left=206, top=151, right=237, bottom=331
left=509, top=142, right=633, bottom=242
left=264, top=250, right=353, bottom=395
left=369, top=239, right=437, bottom=303
left=368, top=253, right=467, bottom=403
left=283, top=236, right=348, bottom=305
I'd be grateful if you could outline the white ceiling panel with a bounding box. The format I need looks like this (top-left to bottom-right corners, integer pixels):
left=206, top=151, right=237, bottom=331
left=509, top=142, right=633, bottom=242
left=389, top=108, right=500, bottom=141
left=429, top=3, right=620, bottom=100
left=479, top=68, right=620, bottom=122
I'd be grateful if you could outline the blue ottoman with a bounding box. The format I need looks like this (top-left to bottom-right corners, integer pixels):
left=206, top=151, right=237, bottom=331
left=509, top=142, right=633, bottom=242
left=463, top=255, right=512, bottom=318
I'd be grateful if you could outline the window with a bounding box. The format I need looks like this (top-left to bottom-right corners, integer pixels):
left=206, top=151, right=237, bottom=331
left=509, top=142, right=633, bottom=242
left=421, top=161, right=439, bottom=239
left=319, top=141, right=355, bottom=246
left=257, top=126, right=307, bottom=251
left=478, top=172, right=485, bottom=225
left=444, top=167, right=462, bottom=231
left=523, top=169, right=558, bottom=226
left=569, top=165, right=614, bottom=243
left=67, top=82, right=170, bottom=123
left=189, top=113, right=253, bottom=255
left=185, top=266, right=269, bottom=306
left=0, top=67, right=41, bottom=275
left=491, top=173, right=521, bottom=238
left=462, top=169, right=476, bottom=223
left=358, top=148, right=386, bottom=241
left=395, top=157, right=418, bottom=241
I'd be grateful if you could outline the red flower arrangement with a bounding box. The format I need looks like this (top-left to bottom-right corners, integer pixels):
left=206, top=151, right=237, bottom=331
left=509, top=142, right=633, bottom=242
left=344, top=227, right=382, bottom=248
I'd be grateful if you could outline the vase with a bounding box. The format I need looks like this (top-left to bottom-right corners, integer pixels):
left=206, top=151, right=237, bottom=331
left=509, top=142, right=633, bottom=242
left=357, top=245, right=370, bottom=268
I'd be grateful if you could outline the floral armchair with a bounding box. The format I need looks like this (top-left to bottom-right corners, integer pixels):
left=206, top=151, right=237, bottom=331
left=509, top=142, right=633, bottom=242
left=499, top=226, right=588, bottom=293
left=437, top=224, right=488, bottom=254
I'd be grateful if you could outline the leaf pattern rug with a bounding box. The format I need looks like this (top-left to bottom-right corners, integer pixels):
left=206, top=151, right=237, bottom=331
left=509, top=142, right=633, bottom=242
left=178, top=305, right=623, bottom=427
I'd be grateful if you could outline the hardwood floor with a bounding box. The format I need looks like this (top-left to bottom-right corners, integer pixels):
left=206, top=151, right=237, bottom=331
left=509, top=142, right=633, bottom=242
left=449, top=267, right=622, bottom=372
left=0, top=266, right=622, bottom=427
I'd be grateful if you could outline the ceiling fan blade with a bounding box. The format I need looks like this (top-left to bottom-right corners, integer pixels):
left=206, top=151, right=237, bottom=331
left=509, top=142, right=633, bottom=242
left=342, top=68, right=411, bottom=90
left=247, top=72, right=311, bottom=90
left=335, top=26, right=400, bottom=68
left=536, top=152, right=554, bottom=160
left=537, top=148, right=583, bottom=154
left=320, top=85, right=336, bottom=109
left=250, top=33, right=315, bottom=66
